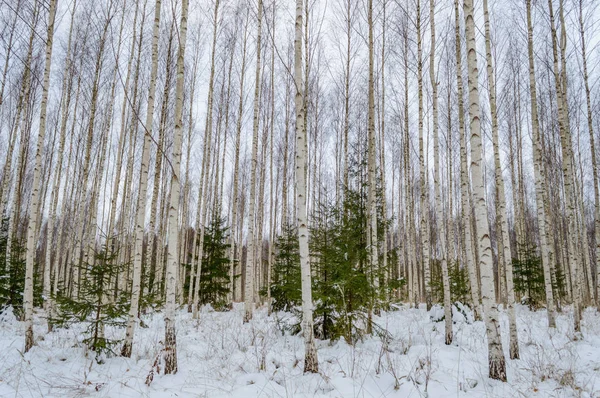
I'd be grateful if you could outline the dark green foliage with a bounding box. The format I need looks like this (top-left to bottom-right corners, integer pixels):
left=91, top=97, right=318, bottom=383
left=449, top=261, right=471, bottom=304
left=386, top=248, right=406, bottom=294
left=269, top=142, right=392, bottom=343
left=269, top=223, right=301, bottom=312
left=53, top=240, right=128, bottom=361
left=138, top=243, right=164, bottom=314
left=0, top=217, right=42, bottom=317
left=513, top=243, right=545, bottom=309
left=552, top=262, right=567, bottom=303
left=310, top=183, right=392, bottom=343
left=197, top=217, right=231, bottom=310
left=430, top=259, right=471, bottom=305
left=311, top=189, right=373, bottom=343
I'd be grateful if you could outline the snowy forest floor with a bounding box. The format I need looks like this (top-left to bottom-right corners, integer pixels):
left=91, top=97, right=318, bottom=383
left=1, top=303, right=599, bottom=397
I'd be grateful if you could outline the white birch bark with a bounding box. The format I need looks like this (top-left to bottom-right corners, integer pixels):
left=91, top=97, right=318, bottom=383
left=295, top=0, right=318, bottom=373
left=244, top=0, right=263, bottom=323
left=190, top=0, right=219, bottom=319
left=482, top=0, right=519, bottom=358
left=547, top=0, right=581, bottom=331
left=430, top=0, right=452, bottom=345
left=417, top=0, right=431, bottom=310
left=463, top=0, right=506, bottom=381
left=578, top=0, right=600, bottom=308
left=229, top=15, right=249, bottom=304
left=367, top=0, right=379, bottom=317
left=454, top=0, right=481, bottom=320
left=121, top=0, right=162, bottom=357
left=24, top=0, right=57, bottom=353
left=164, top=0, right=189, bottom=374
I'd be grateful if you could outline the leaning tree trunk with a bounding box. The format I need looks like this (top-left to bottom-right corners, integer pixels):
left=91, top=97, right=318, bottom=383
left=294, top=0, right=318, bottom=374
left=463, top=0, right=506, bottom=381
left=164, top=0, right=189, bottom=375
left=24, top=0, right=57, bottom=353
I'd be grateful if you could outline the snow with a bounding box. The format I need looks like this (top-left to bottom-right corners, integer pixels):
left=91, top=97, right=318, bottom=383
left=1, top=304, right=599, bottom=397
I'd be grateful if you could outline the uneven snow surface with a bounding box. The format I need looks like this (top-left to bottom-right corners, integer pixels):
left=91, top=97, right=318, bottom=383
left=1, top=304, right=599, bottom=397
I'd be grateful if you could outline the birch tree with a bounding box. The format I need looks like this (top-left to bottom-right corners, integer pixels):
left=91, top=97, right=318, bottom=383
left=122, top=0, right=162, bottom=357
left=463, top=0, right=506, bottom=381
left=164, top=0, right=189, bottom=374
left=295, top=0, right=318, bottom=373
left=244, top=0, right=263, bottom=322
left=24, top=0, right=57, bottom=353
left=482, top=0, right=519, bottom=358
left=430, top=0, right=452, bottom=345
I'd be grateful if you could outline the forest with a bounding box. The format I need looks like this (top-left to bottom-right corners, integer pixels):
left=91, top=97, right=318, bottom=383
left=0, top=0, right=599, bottom=396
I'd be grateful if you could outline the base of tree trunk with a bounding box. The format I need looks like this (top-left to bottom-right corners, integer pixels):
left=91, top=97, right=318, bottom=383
left=488, top=356, right=507, bottom=382
left=444, top=329, right=453, bottom=346
left=303, top=344, right=318, bottom=373
left=24, top=325, right=34, bottom=353
left=547, top=311, right=556, bottom=328
left=473, top=305, right=482, bottom=322
left=509, top=340, right=519, bottom=360
left=121, top=340, right=132, bottom=358
left=164, top=325, right=178, bottom=374
left=243, top=309, right=252, bottom=323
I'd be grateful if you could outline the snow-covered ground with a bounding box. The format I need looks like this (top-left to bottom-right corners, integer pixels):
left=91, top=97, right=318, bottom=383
left=1, top=303, right=599, bottom=397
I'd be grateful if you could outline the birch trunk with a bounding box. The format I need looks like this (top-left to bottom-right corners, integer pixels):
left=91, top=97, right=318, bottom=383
left=44, top=0, right=79, bottom=330
left=164, top=0, right=189, bottom=374
left=430, top=0, right=452, bottom=345
left=146, top=20, right=174, bottom=298
left=121, top=0, right=162, bottom=357
left=463, top=0, right=506, bottom=381
left=229, top=15, right=249, bottom=304
left=548, top=0, right=581, bottom=331
left=24, top=0, right=57, bottom=353
left=417, top=0, right=431, bottom=310
left=191, top=0, right=220, bottom=319
left=402, top=24, right=416, bottom=304
left=482, top=0, right=519, bottom=358
left=454, top=0, right=481, bottom=320
left=244, top=0, right=263, bottom=323
left=578, top=0, right=600, bottom=307
left=295, top=0, right=318, bottom=373
left=367, top=0, right=379, bottom=318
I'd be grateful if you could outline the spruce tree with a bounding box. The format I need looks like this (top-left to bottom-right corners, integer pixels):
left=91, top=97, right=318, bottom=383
left=53, top=239, right=128, bottom=360
left=270, top=223, right=301, bottom=312
left=197, top=217, right=232, bottom=310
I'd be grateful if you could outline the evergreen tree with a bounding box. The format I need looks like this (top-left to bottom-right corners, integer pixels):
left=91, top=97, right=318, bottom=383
left=430, top=260, right=471, bottom=305
left=53, top=239, right=129, bottom=361
left=269, top=223, right=301, bottom=312
left=513, top=243, right=545, bottom=309
left=0, top=217, right=40, bottom=317
left=310, top=183, right=391, bottom=343
left=195, top=217, right=231, bottom=310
